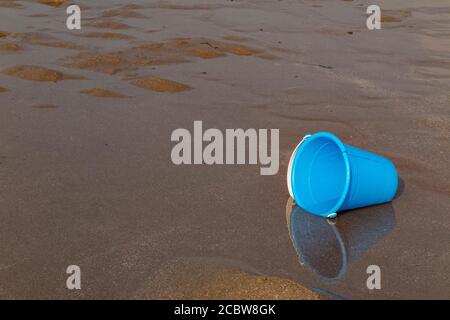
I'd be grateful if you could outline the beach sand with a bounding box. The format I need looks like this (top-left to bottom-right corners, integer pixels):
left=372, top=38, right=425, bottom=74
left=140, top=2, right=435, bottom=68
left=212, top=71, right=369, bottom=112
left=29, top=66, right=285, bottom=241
left=0, top=0, right=449, bottom=299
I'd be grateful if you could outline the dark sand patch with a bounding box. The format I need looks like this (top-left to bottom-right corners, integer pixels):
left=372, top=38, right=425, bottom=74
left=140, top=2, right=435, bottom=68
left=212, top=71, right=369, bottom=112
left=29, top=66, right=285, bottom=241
left=80, top=88, right=127, bottom=98
left=85, top=21, right=130, bottom=30
left=75, top=32, right=134, bottom=40
left=223, top=35, right=250, bottom=42
left=0, top=43, right=22, bottom=53
left=0, top=86, right=7, bottom=93
left=155, top=3, right=212, bottom=10
left=3, top=65, right=85, bottom=82
left=410, top=177, right=450, bottom=197
left=39, top=0, right=65, bottom=7
left=131, top=77, right=191, bottom=93
left=416, top=114, right=450, bottom=136
left=384, top=153, right=433, bottom=173
left=375, top=153, right=449, bottom=196
left=27, top=14, right=49, bottom=18
left=31, top=104, right=58, bottom=109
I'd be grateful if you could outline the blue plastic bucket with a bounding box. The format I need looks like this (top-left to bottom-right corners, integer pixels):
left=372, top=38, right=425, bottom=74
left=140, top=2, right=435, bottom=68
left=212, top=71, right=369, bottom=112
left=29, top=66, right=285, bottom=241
left=290, top=132, right=398, bottom=218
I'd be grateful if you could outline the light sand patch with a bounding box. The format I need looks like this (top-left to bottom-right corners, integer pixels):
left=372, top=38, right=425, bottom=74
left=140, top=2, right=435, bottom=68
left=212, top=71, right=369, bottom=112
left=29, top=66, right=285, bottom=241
left=188, top=47, right=226, bottom=59
left=32, top=104, right=58, bottom=109
left=381, top=10, right=411, bottom=23
left=3, top=65, right=85, bottom=82
left=135, top=260, right=321, bottom=300
left=19, top=32, right=83, bottom=50
left=131, top=77, right=191, bottom=93
left=101, top=7, right=146, bottom=19
left=85, top=21, right=130, bottom=30
left=122, top=3, right=144, bottom=10
left=0, top=1, right=23, bottom=8
left=80, top=88, right=127, bottom=98
left=75, top=32, right=133, bottom=40
left=63, top=38, right=268, bottom=75
left=64, top=53, right=128, bottom=75
left=174, top=272, right=321, bottom=300
left=0, top=31, right=11, bottom=38
left=39, top=0, right=65, bottom=7
left=222, top=45, right=261, bottom=56
left=381, top=16, right=402, bottom=23
left=0, top=43, right=21, bottom=53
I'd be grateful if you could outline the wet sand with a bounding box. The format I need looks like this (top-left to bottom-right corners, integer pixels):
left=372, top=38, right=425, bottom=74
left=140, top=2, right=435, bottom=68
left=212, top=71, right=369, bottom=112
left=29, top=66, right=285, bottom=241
left=0, top=0, right=449, bottom=299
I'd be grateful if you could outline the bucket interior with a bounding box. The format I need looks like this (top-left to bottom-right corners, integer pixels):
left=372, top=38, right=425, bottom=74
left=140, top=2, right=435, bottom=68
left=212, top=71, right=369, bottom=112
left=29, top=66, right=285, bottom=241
left=292, top=135, right=349, bottom=215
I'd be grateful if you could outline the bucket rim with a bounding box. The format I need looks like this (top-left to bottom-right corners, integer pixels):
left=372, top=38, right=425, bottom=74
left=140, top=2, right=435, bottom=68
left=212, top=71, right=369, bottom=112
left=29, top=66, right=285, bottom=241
left=291, top=132, right=351, bottom=217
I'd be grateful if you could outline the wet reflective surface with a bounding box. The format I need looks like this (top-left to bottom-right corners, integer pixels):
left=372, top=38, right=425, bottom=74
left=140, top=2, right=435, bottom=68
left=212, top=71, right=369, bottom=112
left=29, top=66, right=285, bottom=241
left=1, top=0, right=449, bottom=299
left=286, top=198, right=396, bottom=283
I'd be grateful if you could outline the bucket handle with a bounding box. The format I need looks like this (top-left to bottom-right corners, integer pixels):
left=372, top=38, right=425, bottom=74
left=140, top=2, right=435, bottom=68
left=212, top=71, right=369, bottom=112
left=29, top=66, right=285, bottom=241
left=287, top=134, right=311, bottom=199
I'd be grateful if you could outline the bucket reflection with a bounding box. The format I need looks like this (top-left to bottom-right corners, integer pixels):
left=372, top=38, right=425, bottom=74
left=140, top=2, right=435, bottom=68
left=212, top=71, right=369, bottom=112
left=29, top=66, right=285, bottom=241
left=286, top=198, right=396, bottom=282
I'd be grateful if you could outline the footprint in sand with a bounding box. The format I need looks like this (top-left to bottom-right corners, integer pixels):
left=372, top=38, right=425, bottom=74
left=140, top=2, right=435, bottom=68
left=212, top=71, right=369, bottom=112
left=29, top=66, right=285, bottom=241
left=80, top=88, right=127, bottom=98
left=3, top=65, right=85, bottom=82
left=131, top=77, right=191, bottom=93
